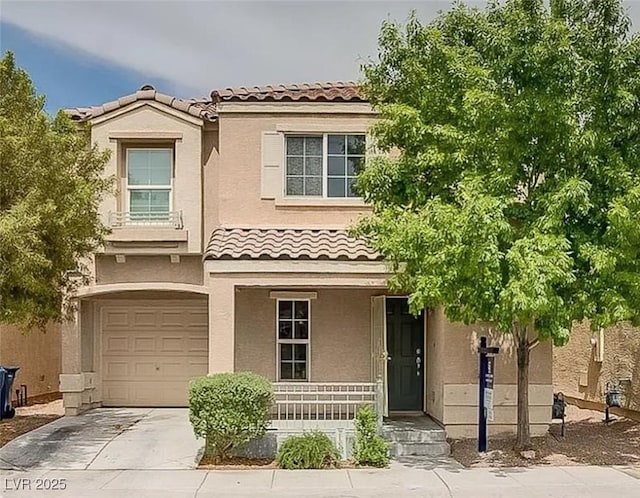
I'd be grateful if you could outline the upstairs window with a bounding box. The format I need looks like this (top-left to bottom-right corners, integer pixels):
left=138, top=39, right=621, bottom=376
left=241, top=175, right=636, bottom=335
left=285, top=134, right=365, bottom=198
left=126, top=149, right=172, bottom=221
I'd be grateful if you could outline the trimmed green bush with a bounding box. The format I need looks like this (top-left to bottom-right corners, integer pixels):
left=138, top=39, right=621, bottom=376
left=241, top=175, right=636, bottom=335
left=353, top=406, right=389, bottom=467
left=276, top=431, right=341, bottom=469
left=189, top=372, right=274, bottom=462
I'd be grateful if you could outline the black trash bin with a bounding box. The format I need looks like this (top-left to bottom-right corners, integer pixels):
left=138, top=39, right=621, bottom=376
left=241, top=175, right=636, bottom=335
left=0, top=369, right=5, bottom=420
left=0, top=366, right=19, bottom=420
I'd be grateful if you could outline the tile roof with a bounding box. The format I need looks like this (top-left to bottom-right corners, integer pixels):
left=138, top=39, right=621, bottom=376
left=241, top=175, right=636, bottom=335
left=204, top=227, right=381, bottom=261
left=211, top=81, right=363, bottom=103
left=64, top=82, right=365, bottom=122
left=64, top=85, right=217, bottom=122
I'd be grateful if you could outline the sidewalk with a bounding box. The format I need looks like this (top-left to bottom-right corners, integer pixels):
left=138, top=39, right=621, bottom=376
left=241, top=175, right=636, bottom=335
left=2, top=461, right=639, bottom=498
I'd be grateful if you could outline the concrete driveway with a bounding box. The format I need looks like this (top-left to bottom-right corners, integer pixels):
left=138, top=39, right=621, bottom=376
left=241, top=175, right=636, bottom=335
left=0, top=408, right=203, bottom=471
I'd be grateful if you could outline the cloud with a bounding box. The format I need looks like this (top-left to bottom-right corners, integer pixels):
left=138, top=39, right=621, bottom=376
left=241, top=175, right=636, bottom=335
left=1, top=0, right=442, bottom=96
left=4, top=0, right=640, bottom=98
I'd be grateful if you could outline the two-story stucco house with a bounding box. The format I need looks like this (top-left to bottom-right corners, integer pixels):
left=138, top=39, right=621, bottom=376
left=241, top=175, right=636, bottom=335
left=60, top=82, right=553, bottom=441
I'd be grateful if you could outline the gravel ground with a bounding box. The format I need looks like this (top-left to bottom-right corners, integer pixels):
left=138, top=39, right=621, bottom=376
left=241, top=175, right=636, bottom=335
left=450, top=404, right=640, bottom=467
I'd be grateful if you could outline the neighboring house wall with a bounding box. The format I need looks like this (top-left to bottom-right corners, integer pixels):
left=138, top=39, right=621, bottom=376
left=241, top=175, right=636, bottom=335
left=554, top=321, right=640, bottom=414
left=0, top=324, right=61, bottom=400
left=235, top=288, right=376, bottom=382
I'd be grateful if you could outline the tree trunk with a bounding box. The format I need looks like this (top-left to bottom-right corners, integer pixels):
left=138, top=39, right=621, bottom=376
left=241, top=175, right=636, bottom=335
left=515, top=329, right=532, bottom=450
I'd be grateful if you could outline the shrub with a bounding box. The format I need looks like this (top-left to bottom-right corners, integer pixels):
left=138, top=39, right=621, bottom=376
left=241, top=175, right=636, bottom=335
left=276, top=431, right=341, bottom=469
left=353, top=406, right=389, bottom=467
left=189, top=372, right=274, bottom=462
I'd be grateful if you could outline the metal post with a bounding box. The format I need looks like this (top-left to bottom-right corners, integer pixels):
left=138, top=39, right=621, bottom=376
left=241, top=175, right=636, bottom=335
left=478, top=337, right=487, bottom=452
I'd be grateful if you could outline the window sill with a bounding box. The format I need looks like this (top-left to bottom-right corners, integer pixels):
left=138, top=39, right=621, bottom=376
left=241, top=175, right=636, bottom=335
left=274, top=197, right=369, bottom=208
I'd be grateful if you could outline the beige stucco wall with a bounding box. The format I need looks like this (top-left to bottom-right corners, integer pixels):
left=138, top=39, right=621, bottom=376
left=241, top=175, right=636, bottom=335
left=214, top=112, right=375, bottom=229
left=428, top=307, right=553, bottom=438
left=426, top=308, right=445, bottom=422
left=234, top=288, right=377, bottom=382
left=202, top=129, right=220, bottom=241
left=95, top=255, right=204, bottom=285
left=554, top=321, right=640, bottom=413
left=0, top=323, right=61, bottom=399
left=91, top=104, right=203, bottom=253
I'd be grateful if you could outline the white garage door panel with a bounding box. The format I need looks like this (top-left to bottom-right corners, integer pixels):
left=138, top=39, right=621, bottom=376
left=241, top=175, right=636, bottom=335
left=101, top=302, right=208, bottom=407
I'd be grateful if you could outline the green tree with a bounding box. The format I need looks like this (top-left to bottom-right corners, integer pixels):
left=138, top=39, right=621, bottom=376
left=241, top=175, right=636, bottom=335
left=0, top=52, right=112, bottom=328
left=356, top=0, right=640, bottom=449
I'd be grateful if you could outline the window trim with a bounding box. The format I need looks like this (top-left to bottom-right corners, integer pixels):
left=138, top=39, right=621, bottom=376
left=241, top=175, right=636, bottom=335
left=283, top=133, right=365, bottom=200
left=275, top=298, right=311, bottom=382
left=125, top=147, right=174, bottom=218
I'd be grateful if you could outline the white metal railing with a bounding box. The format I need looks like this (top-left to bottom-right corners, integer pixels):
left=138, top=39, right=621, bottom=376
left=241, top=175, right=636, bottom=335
left=108, top=211, right=183, bottom=229
left=271, top=381, right=383, bottom=428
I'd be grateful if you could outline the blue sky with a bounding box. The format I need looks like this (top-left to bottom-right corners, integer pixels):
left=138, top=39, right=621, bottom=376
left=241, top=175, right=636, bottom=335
left=2, top=1, right=640, bottom=115
left=1, top=22, right=180, bottom=114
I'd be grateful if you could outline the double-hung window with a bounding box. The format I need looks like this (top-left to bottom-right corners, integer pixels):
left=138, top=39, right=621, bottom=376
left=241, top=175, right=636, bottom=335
left=126, top=148, right=173, bottom=222
left=285, top=134, right=365, bottom=198
left=277, top=300, right=310, bottom=381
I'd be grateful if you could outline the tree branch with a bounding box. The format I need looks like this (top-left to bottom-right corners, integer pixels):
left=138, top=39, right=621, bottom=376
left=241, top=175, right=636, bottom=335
left=528, top=338, right=540, bottom=351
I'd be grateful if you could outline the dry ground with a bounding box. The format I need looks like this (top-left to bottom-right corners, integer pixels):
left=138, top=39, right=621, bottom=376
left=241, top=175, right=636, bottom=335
left=199, top=456, right=278, bottom=469
left=450, top=404, right=640, bottom=467
left=0, top=399, right=63, bottom=447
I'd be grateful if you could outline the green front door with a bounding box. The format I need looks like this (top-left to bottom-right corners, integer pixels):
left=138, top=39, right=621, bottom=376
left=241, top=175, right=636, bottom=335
left=386, top=298, right=424, bottom=411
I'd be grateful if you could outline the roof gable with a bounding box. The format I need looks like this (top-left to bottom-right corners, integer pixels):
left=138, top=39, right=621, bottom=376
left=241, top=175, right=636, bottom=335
left=64, top=85, right=216, bottom=123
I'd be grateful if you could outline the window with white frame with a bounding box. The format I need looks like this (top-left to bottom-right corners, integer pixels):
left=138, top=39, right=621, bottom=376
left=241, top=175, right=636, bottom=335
left=285, top=134, right=365, bottom=198
left=277, top=300, right=309, bottom=381
left=126, top=148, right=173, bottom=221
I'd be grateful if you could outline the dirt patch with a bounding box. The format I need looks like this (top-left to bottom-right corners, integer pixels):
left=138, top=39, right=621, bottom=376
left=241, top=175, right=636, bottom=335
left=199, top=456, right=277, bottom=469
left=0, top=415, right=61, bottom=448
left=16, top=399, right=64, bottom=417
left=198, top=455, right=361, bottom=470
left=450, top=405, right=640, bottom=467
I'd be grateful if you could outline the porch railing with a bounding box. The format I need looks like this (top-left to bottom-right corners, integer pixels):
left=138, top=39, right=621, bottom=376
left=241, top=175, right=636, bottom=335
left=108, top=210, right=183, bottom=229
left=271, top=380, right=384, bottom=430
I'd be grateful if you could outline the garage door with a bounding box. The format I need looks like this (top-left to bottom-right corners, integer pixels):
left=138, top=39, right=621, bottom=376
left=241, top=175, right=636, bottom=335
left=101, top=301, right=208, bottom=406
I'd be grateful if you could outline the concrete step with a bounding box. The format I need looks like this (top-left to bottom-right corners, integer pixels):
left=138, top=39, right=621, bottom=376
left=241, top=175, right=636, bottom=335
left=382, top=428, right=447, bottom=443
left=389, top=441, right=451, bottom=457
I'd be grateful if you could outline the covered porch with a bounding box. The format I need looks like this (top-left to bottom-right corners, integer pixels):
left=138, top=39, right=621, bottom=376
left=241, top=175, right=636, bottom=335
left=204, top=227, right=414, bottom=432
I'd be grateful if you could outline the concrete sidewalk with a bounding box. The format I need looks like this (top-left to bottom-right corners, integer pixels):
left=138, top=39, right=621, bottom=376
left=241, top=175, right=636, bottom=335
left=2, top=462, right=639, bottom=497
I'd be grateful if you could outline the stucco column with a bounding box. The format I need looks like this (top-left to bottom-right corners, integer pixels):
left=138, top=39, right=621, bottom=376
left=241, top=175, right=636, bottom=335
left=60, top=301, right=83, bottom=415
left=208, top=277, right=235, bottom=373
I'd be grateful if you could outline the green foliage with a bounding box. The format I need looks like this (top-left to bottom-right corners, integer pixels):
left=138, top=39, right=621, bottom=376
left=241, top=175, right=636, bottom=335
left=353, top=406, right=389, bottom=468
left=188, top=372, right=274, bottom=462
left=358, top=0, right=640, bottom=337
left=357, top=0, right=640, bottom=447
left=0, top=52, right=112, bottom=328
left=276, top=431, right=341, bottom=469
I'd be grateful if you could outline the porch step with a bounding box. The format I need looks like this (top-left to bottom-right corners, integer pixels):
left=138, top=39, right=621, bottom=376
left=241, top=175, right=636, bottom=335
left=389, top=441, right=451, bottom=457
left=382, top=428, right=447, bottom=443
left=382, top=416, right=450, bottom=458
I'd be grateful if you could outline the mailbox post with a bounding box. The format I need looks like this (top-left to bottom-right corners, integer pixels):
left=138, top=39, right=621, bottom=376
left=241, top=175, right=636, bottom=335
left=478, top=337, right=499, bottom=453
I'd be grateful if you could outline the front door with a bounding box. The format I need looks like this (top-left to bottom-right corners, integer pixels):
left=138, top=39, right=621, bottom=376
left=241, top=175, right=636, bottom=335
left=386, top=298, right=424, bottom=411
